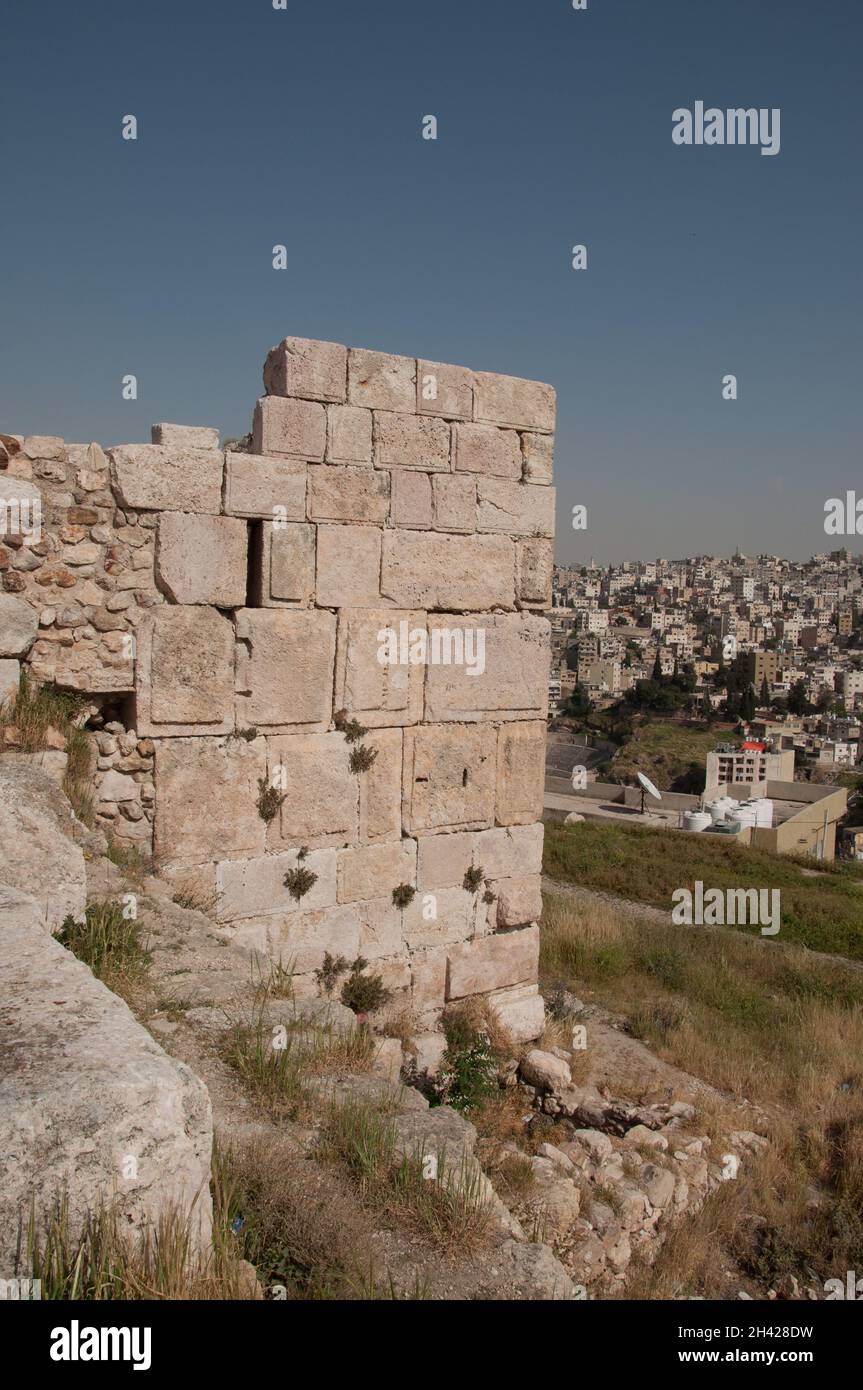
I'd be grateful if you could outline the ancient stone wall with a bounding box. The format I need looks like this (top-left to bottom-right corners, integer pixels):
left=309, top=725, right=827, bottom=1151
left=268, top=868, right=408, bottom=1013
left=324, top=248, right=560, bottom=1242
left=0, top=337, right=555, bottom=1046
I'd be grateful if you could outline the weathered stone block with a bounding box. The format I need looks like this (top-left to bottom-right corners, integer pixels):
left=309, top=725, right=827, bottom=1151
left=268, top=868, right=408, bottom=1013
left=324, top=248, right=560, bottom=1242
left=374, top=412, right=450, bottom=472
left=224, top=452, right=307, bottom=520
left=411, top=948, right=449, bottom=1016
left=334, top=608, right=425, bottom=728
left=267, top=731, right=357, bottom=848
left=493, top=874, right=543, bottom=927
left=402, top=884, right=476, bottom=948
left=476, top=478, right=555, bottom=537
left=326, top=404, right=373, bottom=464
left=416, top=831, right=475, bottom=889
left=264, top=337, right=347, bottom=403
left=356, top=897, right=404, bottom=960
left=486, top=983, right=545, bottom=1043
left=431, top=474, right=476, bottom=533
left=381, top=531, right=514, bottom=610
left=496, top=721, right=546, bottom=825
left=266, top=905, right=362, bottom=975
left=402, top=723, right=496, bottom=833
left=453, top=423, right=521, bottom=480
left=254, top=522, right=316, bottom=607
left=308, top=465, right=389, bottom=523
left=424, top=613, right=549, bottom=721
left=215, top=847, right=337, bottom=921
left=359, top=726, right=403, bottom=843
left=516, top=538, right=553, bottom=605
left=110, top=444, right=224, bottom=514
left=521, top=432, right=554, bottom=484
left=337, top=839, right=417, bottom=904
left=389, top=470, right=432, bottom=529
left=137, top=607, right=235, bottom=737
left=235, top=609, right=336, bottom=730
left=417, top=361, right=474, bottom=420
left=316, top=525, right=383, bottom=607
left=150, top=423, right=220, bottom=450
left=348, top=349, right=416, bottom=412
left=0, top=593, right=38, bottom=657
left=155, top=513, right=248, bottom=607
left=0, top=760, right=86, bottom=933
left=473, top=372, right=556, bottom=432
left=447, top=924, right=539, bottom=999
left=252, top=397, right=326, bottom=461
left=473, top=823, right=544, bottom=880
left=153, top=737, right=266, bottom=865
left=0, top=657, right=20, bottom=703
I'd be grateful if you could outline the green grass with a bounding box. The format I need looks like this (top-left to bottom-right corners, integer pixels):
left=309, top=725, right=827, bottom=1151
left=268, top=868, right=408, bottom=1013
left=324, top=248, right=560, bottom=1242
left=609, top=717, right=732, bottom=791
left=543, top=817, right=863, bottom=959
left=57, top=900, right=150, bottom=997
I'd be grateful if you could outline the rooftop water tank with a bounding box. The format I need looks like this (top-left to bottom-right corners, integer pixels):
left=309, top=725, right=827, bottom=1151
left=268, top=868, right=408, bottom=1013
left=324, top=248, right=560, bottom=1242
left=683, top=811, right=713, bottom=832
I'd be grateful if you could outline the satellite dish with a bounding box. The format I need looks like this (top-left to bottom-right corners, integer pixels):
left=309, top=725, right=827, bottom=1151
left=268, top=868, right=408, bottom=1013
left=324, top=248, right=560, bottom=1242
left=637, top=771, right=662, bottom=814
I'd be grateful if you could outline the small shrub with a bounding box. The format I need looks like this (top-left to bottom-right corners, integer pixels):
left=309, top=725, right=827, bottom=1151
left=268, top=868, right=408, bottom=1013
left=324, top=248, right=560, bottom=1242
left=349, top=744, right=378, bottom=774
left=229, top=727, right=258, bottom=743
left=392, top=883, right=416, bottom=909
left=284, top=865, right=318, bottom=901
left=256, top=776, right=285, bottom=824
left=315, top=951, right=350, bottom=997
left=463, top=866, right=484, bottom=894
left=434, top=1010, right=498, bottom=1113
left=482, top=885, right=496, bottom=905
left=334, top=709, right=368, bottom=743
left=57, top=901, right=149, bottom=998
left=341, top=957, right=391, bottom=1015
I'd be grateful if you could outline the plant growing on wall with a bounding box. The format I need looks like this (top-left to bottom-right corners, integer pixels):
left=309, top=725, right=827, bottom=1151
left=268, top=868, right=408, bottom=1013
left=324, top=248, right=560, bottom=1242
left=256, top=776, right=286, bottom=824
left=340, top=956, right=391, bottom=1015
left=349, top=744, right=378, bottom=774
left=463, top=865, right=484, bottom=893
left=314, top=951, right=349, bottom=996
left=284, top=864, right=318, bottom=901
left=392, top=883, right=416, bottom=908
left=334, top=709, right=368, bottom=744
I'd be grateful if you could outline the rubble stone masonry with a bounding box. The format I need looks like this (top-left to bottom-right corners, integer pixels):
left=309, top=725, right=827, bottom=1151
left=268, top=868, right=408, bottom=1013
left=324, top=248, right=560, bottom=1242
left=0, top=338, right=556, bottom=1045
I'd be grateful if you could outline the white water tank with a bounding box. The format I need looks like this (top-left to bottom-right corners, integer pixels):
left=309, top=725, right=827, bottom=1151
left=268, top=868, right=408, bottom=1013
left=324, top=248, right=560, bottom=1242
left=683, top=811, right=713, bottom=832
left=753, top=799, right=773, bottom=828
left=730, top=806, right=757, bottom=831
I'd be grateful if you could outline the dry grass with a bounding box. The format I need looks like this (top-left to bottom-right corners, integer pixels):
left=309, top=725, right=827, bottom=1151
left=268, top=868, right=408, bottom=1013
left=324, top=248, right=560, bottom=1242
left=0, top=670, right=96, bottom=826
left=541, top=886, right=863, bottom=1293
left=222, top=1014, right=373, bottom=1121
left=56, top=899, right=150, bottom=1004
left=319, top=1098, right=493, bottom=1254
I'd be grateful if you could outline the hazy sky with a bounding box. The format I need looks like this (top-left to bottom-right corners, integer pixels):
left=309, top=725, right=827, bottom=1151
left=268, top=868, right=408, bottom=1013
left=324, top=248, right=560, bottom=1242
left=2, top=0, right=861, bottom=564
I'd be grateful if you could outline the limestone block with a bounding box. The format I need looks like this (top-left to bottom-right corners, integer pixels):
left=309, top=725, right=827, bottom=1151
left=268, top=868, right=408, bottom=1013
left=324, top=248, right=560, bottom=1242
left=151, top=424, right=219, bottom=450
left=389, top=470, right=432, bottom=529
left=155, top=513, right=248, bottom=607
left=374, top=412, right=450, bottom=472
left=348, top=348, right=416, bottom=412
left=473, top=372, right=556, bottom=432
left=334, top=608, right=425, bottom=728
left=358, top=726, right=403, bottom=843
left=424, top=613, right=549, bottom=721
left=411, top=948, right=449, bottom=1016
left=263, top=337, right=347, bottom=403
left=493, top=874, right=543, bottom=927
left=337, top=839, right=417, bottom=904
left=412, top=1029, right=448, bottom=1074
left=496, top=721, right=546, bottom=826
left=326, top=405, right=373, bottom=464
left=473, top=823, right=544, bottom=880
left=381, top=531, right=515, bottom=610
left=235, top=609, right=336, bottom=731
left=97, top=770, right=139, bottom=802
left=0, top=593, right=38, bottom=656
left=266, top=905, right=362, bottom=975
left=109, top=444, right=224, bottom=514
left=486, top=983, right=546, bottom=1043
left=22, top=435, right=66, bottom=460
left=416, top=831, right=475, bottom=890
left=253, top=522, right=316, bottom=607
left=516, top=538, right=553, bottom=605
left=402, top=884, right=476, bottom=948
left=356, top=896, right=404, bottom=960
left=136, top=607, right=235, bottom=737
left=223, top=452, right=307, bottom=520
left=267, top=731, right=357, bottom=848
left=0, top=760, right=86, bottom=932
left=0, top=893, right=213, bottom=1269
left=521, top=432, right=554, bottom=485
left=447, top=925, right=540, bottom=1000
left=417, top=360, right=474, bottom=420
left=0, top=657, right=19, bottom=703
left=215, top=847, right=337, bottom=921
left=453, top=423, right=522, bottom=481
left=431, top=474, right=476, bottom=533
left=316, top=524, right=383, bottom=607
left=153, top=736, right=266, bottom=865
left=402, top=723, right=496, bottom=833
left=476, top=479, right=555, bottom=537
left=308, top=465, right=389, bottom=523
left=252, top=397, right=326, bottom=461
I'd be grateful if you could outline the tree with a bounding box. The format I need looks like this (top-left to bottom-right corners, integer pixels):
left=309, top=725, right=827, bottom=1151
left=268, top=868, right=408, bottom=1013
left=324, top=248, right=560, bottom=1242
left=651, top=651, right=663, bottom=682
left=788, top=680, right=810, bottom=716
left=759, top=676, right=770, bottom=707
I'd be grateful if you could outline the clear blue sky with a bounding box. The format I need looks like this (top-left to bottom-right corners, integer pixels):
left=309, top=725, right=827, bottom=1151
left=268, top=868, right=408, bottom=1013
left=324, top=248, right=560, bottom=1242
left=2, top=0, right=860, bottom=564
